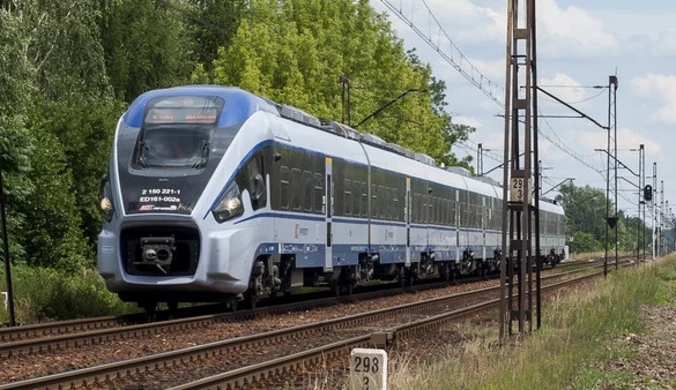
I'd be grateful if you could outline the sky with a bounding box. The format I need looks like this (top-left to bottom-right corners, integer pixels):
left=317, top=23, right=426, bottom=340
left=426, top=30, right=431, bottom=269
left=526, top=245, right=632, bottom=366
left=369, top=0, right=676, bottom=220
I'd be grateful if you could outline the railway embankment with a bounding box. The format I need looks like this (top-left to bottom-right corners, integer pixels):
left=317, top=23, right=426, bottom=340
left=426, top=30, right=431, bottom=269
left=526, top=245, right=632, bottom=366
left=382, top=256, right=676, bottom=390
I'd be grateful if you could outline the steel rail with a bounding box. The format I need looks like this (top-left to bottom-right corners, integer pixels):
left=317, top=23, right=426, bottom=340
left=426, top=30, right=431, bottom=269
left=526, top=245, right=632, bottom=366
left=0, top=257, right=608, bottom=359
left=0, top=264, right=614, bottom=390
left=0, top=257, right=603, bottom=344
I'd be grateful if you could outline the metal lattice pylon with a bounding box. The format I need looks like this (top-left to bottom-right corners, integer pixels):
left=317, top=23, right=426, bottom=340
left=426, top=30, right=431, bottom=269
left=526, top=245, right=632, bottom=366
left=498, top=0, right=541, bottom=342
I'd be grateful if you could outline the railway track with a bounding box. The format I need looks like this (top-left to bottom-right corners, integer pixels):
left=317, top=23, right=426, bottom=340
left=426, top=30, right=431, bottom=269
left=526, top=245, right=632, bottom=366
left=0, top=258, right=612, bottom=361
left=0, top=256, right=607, bottom=348
left=169, top=265, right=635, bottom=390
left=0, top=263, right=619, bottom=390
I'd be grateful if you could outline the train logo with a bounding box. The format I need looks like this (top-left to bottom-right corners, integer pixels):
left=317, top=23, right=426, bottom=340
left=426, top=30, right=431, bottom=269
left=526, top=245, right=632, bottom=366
left=294, top=224, right=309, bottom=238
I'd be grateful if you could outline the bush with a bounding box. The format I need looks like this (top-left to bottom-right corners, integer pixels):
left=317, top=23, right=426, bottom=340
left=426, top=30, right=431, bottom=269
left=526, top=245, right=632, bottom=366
left=0, top=265, right=136, bottom=325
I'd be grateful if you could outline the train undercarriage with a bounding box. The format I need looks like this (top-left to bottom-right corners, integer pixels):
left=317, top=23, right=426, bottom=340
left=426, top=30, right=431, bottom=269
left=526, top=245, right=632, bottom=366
left=132, top=249, right=564, bottom=319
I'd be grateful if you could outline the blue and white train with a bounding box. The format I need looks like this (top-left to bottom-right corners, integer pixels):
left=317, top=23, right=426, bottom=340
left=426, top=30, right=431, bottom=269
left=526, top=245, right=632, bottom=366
left=97, top=85, right=566, bottom=310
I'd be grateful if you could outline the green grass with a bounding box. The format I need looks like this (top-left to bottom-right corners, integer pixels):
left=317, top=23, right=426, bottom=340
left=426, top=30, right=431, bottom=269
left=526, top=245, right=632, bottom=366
left=0, top=265, right=137, bottom=325
left=387, top=257, right=674, bottom=390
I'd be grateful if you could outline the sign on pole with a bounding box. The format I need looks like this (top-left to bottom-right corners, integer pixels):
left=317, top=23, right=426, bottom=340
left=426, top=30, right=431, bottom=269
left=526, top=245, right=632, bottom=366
left=349, top=348, right=387, bottom=390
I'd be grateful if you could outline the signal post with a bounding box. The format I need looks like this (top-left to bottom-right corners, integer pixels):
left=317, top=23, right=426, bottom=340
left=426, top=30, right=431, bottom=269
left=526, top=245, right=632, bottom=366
left=499, top=0, right=541, bottom=341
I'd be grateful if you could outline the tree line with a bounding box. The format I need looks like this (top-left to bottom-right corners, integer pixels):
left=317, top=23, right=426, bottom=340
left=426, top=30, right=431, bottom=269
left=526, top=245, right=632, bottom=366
left=555, top=182, right=654, bottom=254
left=0, top=0, right=475, bottom=271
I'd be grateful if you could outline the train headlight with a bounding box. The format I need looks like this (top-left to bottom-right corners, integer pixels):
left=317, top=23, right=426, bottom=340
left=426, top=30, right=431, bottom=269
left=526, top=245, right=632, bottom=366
left=99, top=173, right=114, bottom=222
left=212, top=181, right=243, bottom=223
left=100, top=197, right=114, bottom=221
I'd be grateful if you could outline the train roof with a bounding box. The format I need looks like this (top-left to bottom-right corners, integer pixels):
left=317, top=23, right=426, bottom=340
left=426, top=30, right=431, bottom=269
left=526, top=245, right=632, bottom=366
left=125, top=85, right=562, bottom=212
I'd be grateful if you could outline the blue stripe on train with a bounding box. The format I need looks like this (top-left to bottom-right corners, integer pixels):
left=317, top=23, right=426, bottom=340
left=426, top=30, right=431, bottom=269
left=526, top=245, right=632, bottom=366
left=254, top=243, right=498, bottom=268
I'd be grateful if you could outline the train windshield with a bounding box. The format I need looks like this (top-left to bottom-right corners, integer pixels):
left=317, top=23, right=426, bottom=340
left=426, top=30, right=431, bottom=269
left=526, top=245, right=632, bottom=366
left=135, top=96, right=225, bottom=169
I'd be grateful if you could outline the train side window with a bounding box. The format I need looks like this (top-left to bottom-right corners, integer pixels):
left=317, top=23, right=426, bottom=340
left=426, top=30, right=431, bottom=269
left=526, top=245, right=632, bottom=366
left=437, top=197, right=442, bottom=225
left=423, top=195, right=429, bottom=224
left=393, top=188, right=399, bottom=221
left=371, top=184, right=378, bottom=218
left=303, top=170, right=313, bottom=212
left=429, top=196, right=434, bottom=224
left=447, top=199, right=452, bottom=225
left=344, top=179, right=352, bottom=216
left=353, top=180, right=361, bottom=217
left=431, top=196, right=437, bottom=224
left=313, top=173, right=323, bottom=213
left=361, top=182, right=368, bottom=218
left=280, top=166, right=290, bottom=210
left=378, top=185, right=385, bottom=218
left=290, top=168, right=301, bottom=210
left=385, top=187, right=392, bottom=220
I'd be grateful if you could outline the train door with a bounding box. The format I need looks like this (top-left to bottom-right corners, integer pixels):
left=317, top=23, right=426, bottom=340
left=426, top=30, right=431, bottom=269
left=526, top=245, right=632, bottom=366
left=455, top=189, right=460, bottom=262
left=405, top=177, right=411, bottom=267
left=324, top=157, right=333, bottom=272
left=482, top=196, right=487, bottom=261
left=425, top=181, right=431, bottom=252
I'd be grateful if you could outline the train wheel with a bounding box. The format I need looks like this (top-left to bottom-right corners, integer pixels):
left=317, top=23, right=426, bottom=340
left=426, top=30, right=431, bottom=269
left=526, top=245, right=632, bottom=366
left=398, top=266, right=406, bottom=288
left=224, top=296, right=238, bottom=312
left=331, top=279, right=341, bottom=298
left=439, top=263, right=450, bottom=282
left=142, top=302, right=157, bottom=322
left=481, top=262, right=489, bottom=280
left=248, top=293, right=259, bottom=310
left=167, top=302, right=179, bottom=320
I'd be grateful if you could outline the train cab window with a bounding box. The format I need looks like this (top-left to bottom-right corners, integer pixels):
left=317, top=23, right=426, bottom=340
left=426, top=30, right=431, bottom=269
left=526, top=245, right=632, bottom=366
left=136, top=96, right=223, bottom=170
left=280, top=166, right=290, bottom=210
left=313, top=173, right=323, bottom=213
left=303, top=171, right=313, bottom=212
left=290, top=168, right=301, bottom=210
left=344, top=179, right=352, bottom=216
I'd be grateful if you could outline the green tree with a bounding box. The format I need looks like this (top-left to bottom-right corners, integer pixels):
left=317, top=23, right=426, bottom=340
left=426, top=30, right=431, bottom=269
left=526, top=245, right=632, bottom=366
left=555, top=182, right=650, bottom=254
left=18, top=132, right=89, bottom=271
left=212, top=0, right=473, bottom=163
left=21, top=0, right=111, bottom=100
left=185, top=0, right=246, bottom=72
left=570, top=231, right=602, bottom=253
left=30, top=98, right=125, bottom=249
left=0, top=10, right=36, bottom=262
left=100, top=0, right=193, bottom=102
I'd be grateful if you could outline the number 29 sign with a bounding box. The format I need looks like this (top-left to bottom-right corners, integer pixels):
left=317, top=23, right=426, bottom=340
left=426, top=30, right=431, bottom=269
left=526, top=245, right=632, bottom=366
left=510, top=177, right=533, bottom=205
left=349, top=348, right=387, bottom=390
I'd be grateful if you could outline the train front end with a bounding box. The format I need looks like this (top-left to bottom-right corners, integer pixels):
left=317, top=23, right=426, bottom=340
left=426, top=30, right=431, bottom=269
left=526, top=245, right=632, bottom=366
left=97, top=86, right=275, bottom=305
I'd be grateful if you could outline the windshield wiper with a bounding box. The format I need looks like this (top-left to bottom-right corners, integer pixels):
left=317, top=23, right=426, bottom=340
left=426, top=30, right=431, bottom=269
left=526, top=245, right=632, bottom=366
left=192, top=140, right=209, bottom=169
left=138, top=141, right=149, bottom=168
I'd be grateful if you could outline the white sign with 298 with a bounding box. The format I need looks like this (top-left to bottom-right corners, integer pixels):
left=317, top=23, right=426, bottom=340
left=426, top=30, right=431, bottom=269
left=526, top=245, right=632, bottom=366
left=349, top=348, right=387, bottom=390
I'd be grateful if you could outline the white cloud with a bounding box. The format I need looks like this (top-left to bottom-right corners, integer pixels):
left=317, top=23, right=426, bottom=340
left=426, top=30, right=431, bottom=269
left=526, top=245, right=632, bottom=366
left=656, top=26, right=676, bottom=55
left=452, top=115, right=483, bottom=129
left=537, top=0, right=619, bottom=56
left=539, top=72, right=587, bottom=105
left=630, top=73, right=676, bottom=124
left=575, top=128, right=663, bottom=156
